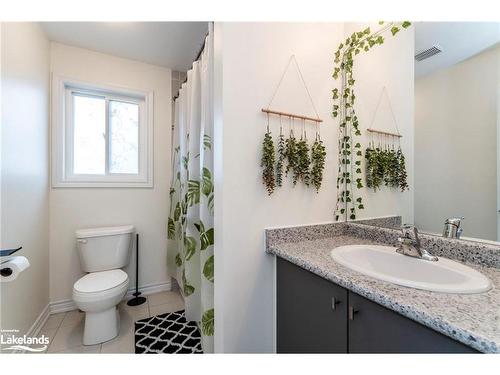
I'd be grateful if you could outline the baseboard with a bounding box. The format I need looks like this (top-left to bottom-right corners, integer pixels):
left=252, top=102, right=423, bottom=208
left=124, top=280, right=172, bottom=299
left=27, top=304, right=50, bottom=337
left=49, top=280, right=172, bottom=314
left=11, top=304, right=51, bottom=353
left=50, top=299, right=78, bottom=314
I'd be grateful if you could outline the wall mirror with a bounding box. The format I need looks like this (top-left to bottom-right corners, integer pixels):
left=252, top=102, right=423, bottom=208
left=362, top=22, right=500, bottom=243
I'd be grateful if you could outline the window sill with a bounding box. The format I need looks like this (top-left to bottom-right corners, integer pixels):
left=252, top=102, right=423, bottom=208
left=52, top=180, right=153, bottom=188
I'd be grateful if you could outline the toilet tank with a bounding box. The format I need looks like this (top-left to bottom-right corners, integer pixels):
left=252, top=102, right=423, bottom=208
left=75, top=225, right=135, bottom=272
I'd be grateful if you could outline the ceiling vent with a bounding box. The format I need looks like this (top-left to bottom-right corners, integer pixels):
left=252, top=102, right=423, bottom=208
left=415, top=45, right=443, bottom=61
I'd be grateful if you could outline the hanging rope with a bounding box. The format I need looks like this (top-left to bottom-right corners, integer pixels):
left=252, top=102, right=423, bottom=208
left=368, top=86, right=401, bottom=137
left=266, top=54, right=321, bottom=121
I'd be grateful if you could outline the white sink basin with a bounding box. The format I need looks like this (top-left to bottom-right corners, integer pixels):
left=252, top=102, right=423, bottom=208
left=330, top=245, right=492, bottom=294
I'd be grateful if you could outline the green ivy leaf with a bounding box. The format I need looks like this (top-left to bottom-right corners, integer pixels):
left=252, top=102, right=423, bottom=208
left=391, top=26, right=400, bottom=36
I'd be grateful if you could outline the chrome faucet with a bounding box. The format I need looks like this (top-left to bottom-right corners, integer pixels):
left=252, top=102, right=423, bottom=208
left=396, top=225, right=438, bottom=262
left=443, top=217, right=464, bottom=239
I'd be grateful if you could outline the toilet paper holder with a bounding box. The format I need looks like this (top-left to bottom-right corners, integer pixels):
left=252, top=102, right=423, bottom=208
left=1, top=246, right=23, bottom=258
left=1, top=246, right=23, bottom=277
left=1, top=267, right=13, bottom=277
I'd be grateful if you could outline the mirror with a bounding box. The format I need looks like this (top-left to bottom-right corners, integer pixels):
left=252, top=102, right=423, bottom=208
left=414, top=22, right=500, bottom=242
left=362, top=22, right=500, bottom=243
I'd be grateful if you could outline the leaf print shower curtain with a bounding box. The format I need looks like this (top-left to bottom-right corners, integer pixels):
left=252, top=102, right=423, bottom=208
left=167, top=30, right=214, bottom=353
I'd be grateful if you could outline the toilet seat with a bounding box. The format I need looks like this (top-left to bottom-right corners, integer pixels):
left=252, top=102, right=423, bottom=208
left=72, top=269, right=129, bottom=346
left=74, top=269, right=128, bottom=294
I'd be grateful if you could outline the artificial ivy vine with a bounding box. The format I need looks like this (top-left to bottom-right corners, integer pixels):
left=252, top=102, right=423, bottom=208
left=332, top=21, right=411, bottom=221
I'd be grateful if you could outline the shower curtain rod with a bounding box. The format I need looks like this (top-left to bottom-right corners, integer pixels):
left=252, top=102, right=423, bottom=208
left=173, top=31, right=209, bottom=101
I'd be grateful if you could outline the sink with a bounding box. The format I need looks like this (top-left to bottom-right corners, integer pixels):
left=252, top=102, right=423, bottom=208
left=330, top=245, right=492, bottom=294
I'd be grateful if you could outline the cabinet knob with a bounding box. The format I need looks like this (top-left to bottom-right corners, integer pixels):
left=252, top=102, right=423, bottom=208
left=349, top=306, right=359, bottom=320
left=331, top=297, right=342, bottom=311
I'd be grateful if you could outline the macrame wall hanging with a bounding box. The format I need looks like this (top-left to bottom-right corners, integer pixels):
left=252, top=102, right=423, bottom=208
left=365, top=86, right=409, bottom=192
left=260, top=55, right=326, bottom=195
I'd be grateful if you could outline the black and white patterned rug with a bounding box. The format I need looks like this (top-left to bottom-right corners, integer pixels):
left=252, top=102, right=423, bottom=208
left=135, top=310, right=203, bottom=354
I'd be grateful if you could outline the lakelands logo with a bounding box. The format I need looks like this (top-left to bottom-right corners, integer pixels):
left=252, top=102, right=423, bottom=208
left=1, top=329, right=49, bottom=352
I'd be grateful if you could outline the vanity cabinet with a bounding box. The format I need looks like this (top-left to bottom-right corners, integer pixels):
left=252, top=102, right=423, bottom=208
left=277, top=258, right=477, bottom=353
left=348, top=292, right=476, bottom=353
left=277, top=257, right=348, bottom=353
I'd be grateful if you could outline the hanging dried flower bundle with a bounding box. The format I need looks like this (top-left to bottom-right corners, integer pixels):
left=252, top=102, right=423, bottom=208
left=261, top=119, right=276, bottom=195
left=275, top=126, right=285, bottom=188
left=365, top=143, right=408, bottom=192
left=311, top=134, right=326, bottom=192
left=284, top=129, right=299, bottom=182
left=260, top=115, right=326, bottom=194
left=295, top=131, right=311, bottom=186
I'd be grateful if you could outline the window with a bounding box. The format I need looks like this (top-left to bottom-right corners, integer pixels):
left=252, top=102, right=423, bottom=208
left=52, top=76, right=153, bottom=187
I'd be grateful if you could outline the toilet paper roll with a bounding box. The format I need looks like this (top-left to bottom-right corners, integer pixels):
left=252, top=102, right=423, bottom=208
left=0, top=256, right=30, bottom=282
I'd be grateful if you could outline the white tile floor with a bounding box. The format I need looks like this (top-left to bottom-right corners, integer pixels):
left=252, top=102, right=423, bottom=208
left=40, top=290, right=184, bottom=354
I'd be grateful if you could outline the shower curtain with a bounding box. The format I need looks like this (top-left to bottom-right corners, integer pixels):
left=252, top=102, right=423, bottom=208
left=167, top=31, right=214, bottom=353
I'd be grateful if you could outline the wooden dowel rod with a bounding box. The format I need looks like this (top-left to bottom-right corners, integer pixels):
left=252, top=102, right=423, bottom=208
left=367, top=128, right=402, bottom=138
left=261, top=108, right=322, bottom=123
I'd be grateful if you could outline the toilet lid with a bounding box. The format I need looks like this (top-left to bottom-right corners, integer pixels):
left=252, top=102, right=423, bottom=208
left=74, top=269, right=128, bottom=293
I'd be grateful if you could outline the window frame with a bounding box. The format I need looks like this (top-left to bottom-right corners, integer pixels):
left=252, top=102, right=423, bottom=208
left=52, top=75, right=154, bottom=188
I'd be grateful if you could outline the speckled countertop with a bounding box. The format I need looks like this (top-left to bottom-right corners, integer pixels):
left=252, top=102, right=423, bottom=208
left=266, top=225, right=500, bottom=353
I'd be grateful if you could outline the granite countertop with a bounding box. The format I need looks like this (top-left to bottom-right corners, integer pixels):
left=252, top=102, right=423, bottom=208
left=267, top=234, right=500, bottom=353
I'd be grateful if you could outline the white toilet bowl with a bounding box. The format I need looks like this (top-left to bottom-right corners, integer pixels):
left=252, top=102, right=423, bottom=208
left=73, top=269, right=129, bottom=345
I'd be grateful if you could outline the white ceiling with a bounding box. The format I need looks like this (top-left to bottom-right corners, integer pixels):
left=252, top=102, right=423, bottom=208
left=40, top=22, right=209, bottom=71
left=415, top=22, right=500, bottom=78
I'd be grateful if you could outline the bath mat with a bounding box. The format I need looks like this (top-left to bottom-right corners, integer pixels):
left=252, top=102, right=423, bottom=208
left=134, top=310, right=203, bottom=354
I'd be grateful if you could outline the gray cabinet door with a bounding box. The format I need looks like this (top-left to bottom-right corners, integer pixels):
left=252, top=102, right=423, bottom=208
left=348, top=292, right=477, bottom=353
left=277, top=258, right=348, bottom=353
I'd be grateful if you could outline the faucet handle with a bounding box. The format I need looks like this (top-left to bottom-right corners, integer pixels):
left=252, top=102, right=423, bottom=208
left=401, top=224, right=420, bottom=244
left=401, top=224, right=415, bottom=238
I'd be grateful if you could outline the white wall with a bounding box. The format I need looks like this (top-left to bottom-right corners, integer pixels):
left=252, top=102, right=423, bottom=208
left=415, top=45, right=499, bottom=241
left=49, top=43, right=171, bottom=303
left=1, top=22, right=50, bottom=334
left=214, top=22, right=415, bottom=353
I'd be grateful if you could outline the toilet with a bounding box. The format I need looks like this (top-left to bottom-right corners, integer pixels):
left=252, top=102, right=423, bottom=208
left=72, top=225, right=134, bottom=345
